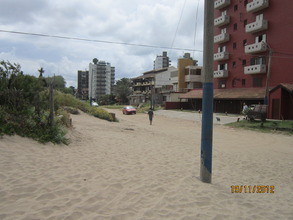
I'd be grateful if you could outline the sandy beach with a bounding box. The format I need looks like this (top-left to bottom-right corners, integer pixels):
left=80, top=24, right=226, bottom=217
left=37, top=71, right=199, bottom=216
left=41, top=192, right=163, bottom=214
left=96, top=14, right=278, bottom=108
left=0, top=109, right=292, bottom=220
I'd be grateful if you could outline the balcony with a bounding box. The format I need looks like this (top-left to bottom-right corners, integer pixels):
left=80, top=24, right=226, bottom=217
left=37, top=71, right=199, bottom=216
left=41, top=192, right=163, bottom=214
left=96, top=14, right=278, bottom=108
left=170, top=76, right=178, bottom=85
left=214, top=0, right=230, bottom=9
left=246, top=19, right=268, bottom=33
left=214, top=14, right=230, bottom=27
left=185, top=75, right=202, bottom=82
left=245, top=42, right=267, bottom=54
left=246, top=0, right=269, bottom=13
left=214, top=70, right=228, bottom=78
left=244, top=64, right=266, bottom=74
left=214, top=51, right=229, bottom=61
left=214, top=33, right=230, bottom=44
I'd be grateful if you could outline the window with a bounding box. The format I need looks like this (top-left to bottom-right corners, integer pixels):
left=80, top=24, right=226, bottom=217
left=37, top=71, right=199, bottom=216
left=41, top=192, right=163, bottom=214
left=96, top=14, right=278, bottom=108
left=233, top=42, right=237, bottom=49
left=250, top=56, right=266, bottom=65
left=219, top=64, right=226, bottom=70
left=219, top=46, right=226, bottom=52
left=253, top=77, right=263, bottom=87
left=234, top=5, right=238, bottom=11
left=242, top=79, right=246, bottom=87
left=195, top=69, right=201, bottom=75
left=233, top=62, right=236, bottom=68
left=244, top=0, right=248, bottom=6
left=232, top=78, right=240, bottom=87
left=243, top=39, right=247, bottom=46
left=242, top=59, right=247, bottom=66
left=257, top=34, right=266, bottom=43
left=244, top=19, right=247, bottom=28
left=234, top=23, right=238, bottom=31
left=218, top=80, right=226, bottom=89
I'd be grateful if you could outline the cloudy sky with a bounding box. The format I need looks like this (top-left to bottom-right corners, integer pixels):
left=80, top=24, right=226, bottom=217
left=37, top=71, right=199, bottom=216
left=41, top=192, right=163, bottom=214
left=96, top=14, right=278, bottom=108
left=0, top=0, right=204, bottom=87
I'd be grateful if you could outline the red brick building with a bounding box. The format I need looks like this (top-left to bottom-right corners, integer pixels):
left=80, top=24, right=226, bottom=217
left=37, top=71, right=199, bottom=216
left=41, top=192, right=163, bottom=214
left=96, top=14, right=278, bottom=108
left=182, top=0, right=293, bottom=119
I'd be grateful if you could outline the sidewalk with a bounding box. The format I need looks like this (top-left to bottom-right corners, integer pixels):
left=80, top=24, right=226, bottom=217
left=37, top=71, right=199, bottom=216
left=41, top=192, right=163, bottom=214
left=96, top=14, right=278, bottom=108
left=155, top=110, right=241, bottom=125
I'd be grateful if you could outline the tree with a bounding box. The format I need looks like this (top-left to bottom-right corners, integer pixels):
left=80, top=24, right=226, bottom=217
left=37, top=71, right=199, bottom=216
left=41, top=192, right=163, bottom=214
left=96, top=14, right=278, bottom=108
left=45, top=75, right=66, bottom=89
left=97, top=94, right=116, bottom=105
left=114, top=78, right=132, bottom=104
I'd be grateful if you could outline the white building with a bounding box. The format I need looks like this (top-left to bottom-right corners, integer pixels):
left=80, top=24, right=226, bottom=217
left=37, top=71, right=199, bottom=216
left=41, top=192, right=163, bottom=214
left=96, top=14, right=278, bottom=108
left=88, top=59, right=115, bottom=100
left=153, top=51, right=171, bottom=70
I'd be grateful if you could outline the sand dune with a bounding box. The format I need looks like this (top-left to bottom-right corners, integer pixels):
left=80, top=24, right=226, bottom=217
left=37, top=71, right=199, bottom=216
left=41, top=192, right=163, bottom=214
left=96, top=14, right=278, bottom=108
left=0, top=109, right=292, bottom=220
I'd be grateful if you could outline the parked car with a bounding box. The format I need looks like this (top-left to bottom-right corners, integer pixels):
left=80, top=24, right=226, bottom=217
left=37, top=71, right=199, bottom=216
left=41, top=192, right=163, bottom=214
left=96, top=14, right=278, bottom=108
left=92, top=101, right=99, bottom=107
left=122, top=106, right=136, bottom=115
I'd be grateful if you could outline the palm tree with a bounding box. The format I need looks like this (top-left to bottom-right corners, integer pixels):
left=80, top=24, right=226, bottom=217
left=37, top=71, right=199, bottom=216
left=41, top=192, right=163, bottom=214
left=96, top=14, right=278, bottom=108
left=38, top=67, right=45, bottom=78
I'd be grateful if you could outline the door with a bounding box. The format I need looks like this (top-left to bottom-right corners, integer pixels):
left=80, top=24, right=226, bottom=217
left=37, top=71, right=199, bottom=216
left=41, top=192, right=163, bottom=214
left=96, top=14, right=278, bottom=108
left=272, top=99, right=280, bottom=119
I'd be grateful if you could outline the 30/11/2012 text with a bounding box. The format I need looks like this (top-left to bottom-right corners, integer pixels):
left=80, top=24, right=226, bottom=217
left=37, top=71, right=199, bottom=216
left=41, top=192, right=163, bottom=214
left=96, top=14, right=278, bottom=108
left=231, top=185, right=275, bottom=193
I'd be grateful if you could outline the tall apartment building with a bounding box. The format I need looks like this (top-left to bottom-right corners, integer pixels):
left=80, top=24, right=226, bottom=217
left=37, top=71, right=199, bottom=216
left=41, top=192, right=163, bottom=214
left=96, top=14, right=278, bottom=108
left=214, top=0, right=293, bottom=88
left=180, top=0, right=293, bottom=118
left=153, top=51, right=171, bottom=70
left=77, top=70, right=89, bottom=100
left=213, top=0, right=293, bottom=118
left=88, top=59, right=115, bottom=100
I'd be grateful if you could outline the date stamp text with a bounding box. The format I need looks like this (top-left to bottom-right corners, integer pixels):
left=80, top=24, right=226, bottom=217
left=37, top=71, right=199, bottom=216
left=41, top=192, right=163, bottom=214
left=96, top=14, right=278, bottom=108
left=231, top=185, right=275, bottom=193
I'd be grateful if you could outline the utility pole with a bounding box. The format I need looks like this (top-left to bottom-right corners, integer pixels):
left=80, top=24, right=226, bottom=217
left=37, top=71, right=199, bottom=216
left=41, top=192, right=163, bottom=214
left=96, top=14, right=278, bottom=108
left=200, top=0, right=214, bottom=183
left=48, top=75, right=55, bottom=127
left=264, top=44, right=272, bottom=105
left=90, top=66, right=94, bottom=106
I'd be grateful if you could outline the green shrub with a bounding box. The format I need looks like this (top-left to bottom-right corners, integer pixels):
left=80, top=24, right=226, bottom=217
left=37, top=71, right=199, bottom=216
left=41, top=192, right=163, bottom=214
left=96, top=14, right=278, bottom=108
left=88, top=107, right=116, bottom=122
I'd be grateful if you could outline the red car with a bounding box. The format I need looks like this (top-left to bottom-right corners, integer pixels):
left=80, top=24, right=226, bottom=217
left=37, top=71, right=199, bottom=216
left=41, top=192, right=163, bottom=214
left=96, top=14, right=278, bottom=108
left=122, top=106, right=137, bottom=115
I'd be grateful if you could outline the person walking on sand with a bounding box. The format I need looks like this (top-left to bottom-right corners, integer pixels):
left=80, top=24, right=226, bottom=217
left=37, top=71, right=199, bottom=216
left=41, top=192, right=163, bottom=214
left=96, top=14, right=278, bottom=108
left=148, top=108, right=154, bottom=125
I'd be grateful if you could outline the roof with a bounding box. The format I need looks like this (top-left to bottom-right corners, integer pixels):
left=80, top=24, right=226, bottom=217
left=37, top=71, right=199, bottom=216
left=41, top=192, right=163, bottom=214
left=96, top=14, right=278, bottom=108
left=179, top=87, right=266, bottom=100
left=270, top=83, right=293, bottom=93
left=131, top=67, right=174, bottom=80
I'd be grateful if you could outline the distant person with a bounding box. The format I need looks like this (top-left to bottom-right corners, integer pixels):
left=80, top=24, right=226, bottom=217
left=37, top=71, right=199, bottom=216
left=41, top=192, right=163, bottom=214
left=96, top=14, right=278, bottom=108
left=242, top=103, right=249, bottom=120
left=148, top=108, right=154, bottom=125
left=242, top=103, right=248, bottom=114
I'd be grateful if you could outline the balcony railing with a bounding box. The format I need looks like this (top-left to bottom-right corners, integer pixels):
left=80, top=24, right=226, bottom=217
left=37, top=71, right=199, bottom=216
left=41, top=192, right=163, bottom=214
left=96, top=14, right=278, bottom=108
left=246, top=0, right=269, bottom=13
left=214, top=0, right=230, bottom=9
left=214, top=33, right=230, bottom=44
left=246, top=19, right=268, bottom=33
left=214, top=51, right=229, bottom=61
left=214, top=70, right=228, bottom=78
left=214, top=14, right=230, bottom=27
left=244, top=64, right=266, bottom=74
left=245, top=42, right=267, bottom=54
left=185, top=75, right=202, bottom=82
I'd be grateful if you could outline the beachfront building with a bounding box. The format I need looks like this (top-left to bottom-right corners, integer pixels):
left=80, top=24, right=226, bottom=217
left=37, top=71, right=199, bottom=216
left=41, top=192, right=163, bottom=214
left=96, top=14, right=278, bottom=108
left=154, top=66, right=178, bottom=104
left=88, top=59, right=115, bottom=101
left=77, top=70, right=89, bottom=100
left=181, top=0, right=293, bottom=119
left=153, top=51, right=171, bottom=70
left=129, top=68, right=165, bottom=106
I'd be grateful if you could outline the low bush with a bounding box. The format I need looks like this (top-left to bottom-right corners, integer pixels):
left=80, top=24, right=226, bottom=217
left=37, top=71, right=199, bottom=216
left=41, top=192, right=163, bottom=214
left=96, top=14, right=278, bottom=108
left=54, top=91, right=116, bottom=122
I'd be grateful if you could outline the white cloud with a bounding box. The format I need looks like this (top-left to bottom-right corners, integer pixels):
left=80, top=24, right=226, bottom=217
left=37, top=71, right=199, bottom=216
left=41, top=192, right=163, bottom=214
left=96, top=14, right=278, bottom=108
left=0, top=0, right=204, bottom=87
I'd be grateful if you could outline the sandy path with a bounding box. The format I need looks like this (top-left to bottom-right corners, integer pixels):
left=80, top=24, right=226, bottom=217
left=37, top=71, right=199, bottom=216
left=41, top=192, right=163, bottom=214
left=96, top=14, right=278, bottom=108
left=0, top=109, right=292, bottom=220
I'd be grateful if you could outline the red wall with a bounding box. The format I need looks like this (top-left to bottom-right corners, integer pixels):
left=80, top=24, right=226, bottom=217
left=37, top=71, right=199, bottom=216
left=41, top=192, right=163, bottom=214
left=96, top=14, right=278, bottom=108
left=268, top=87, right=281, bottom=119
left=165, top=102, right=189, bottom=110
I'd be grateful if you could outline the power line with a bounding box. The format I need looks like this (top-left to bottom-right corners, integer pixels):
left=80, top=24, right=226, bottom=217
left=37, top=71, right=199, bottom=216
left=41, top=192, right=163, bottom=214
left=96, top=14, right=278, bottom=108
left=170, top=0, right=187, bottom=50
left=0, top=29, right=203, bottom=52
left=1, top=29, right=292, bottom=60
left=193, top=0, right=200, bottom=58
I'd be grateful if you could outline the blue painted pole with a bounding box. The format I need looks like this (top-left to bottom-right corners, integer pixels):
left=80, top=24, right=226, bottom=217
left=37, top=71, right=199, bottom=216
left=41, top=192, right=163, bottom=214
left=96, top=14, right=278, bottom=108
left=200, top=0, right=214, bottom=183
left=200, top=83, right=213, bottom=183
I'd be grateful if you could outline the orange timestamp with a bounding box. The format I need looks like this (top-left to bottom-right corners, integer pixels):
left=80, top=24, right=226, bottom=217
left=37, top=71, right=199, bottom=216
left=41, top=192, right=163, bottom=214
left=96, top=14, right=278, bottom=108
left=231, top=185, right=275, bottom=193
